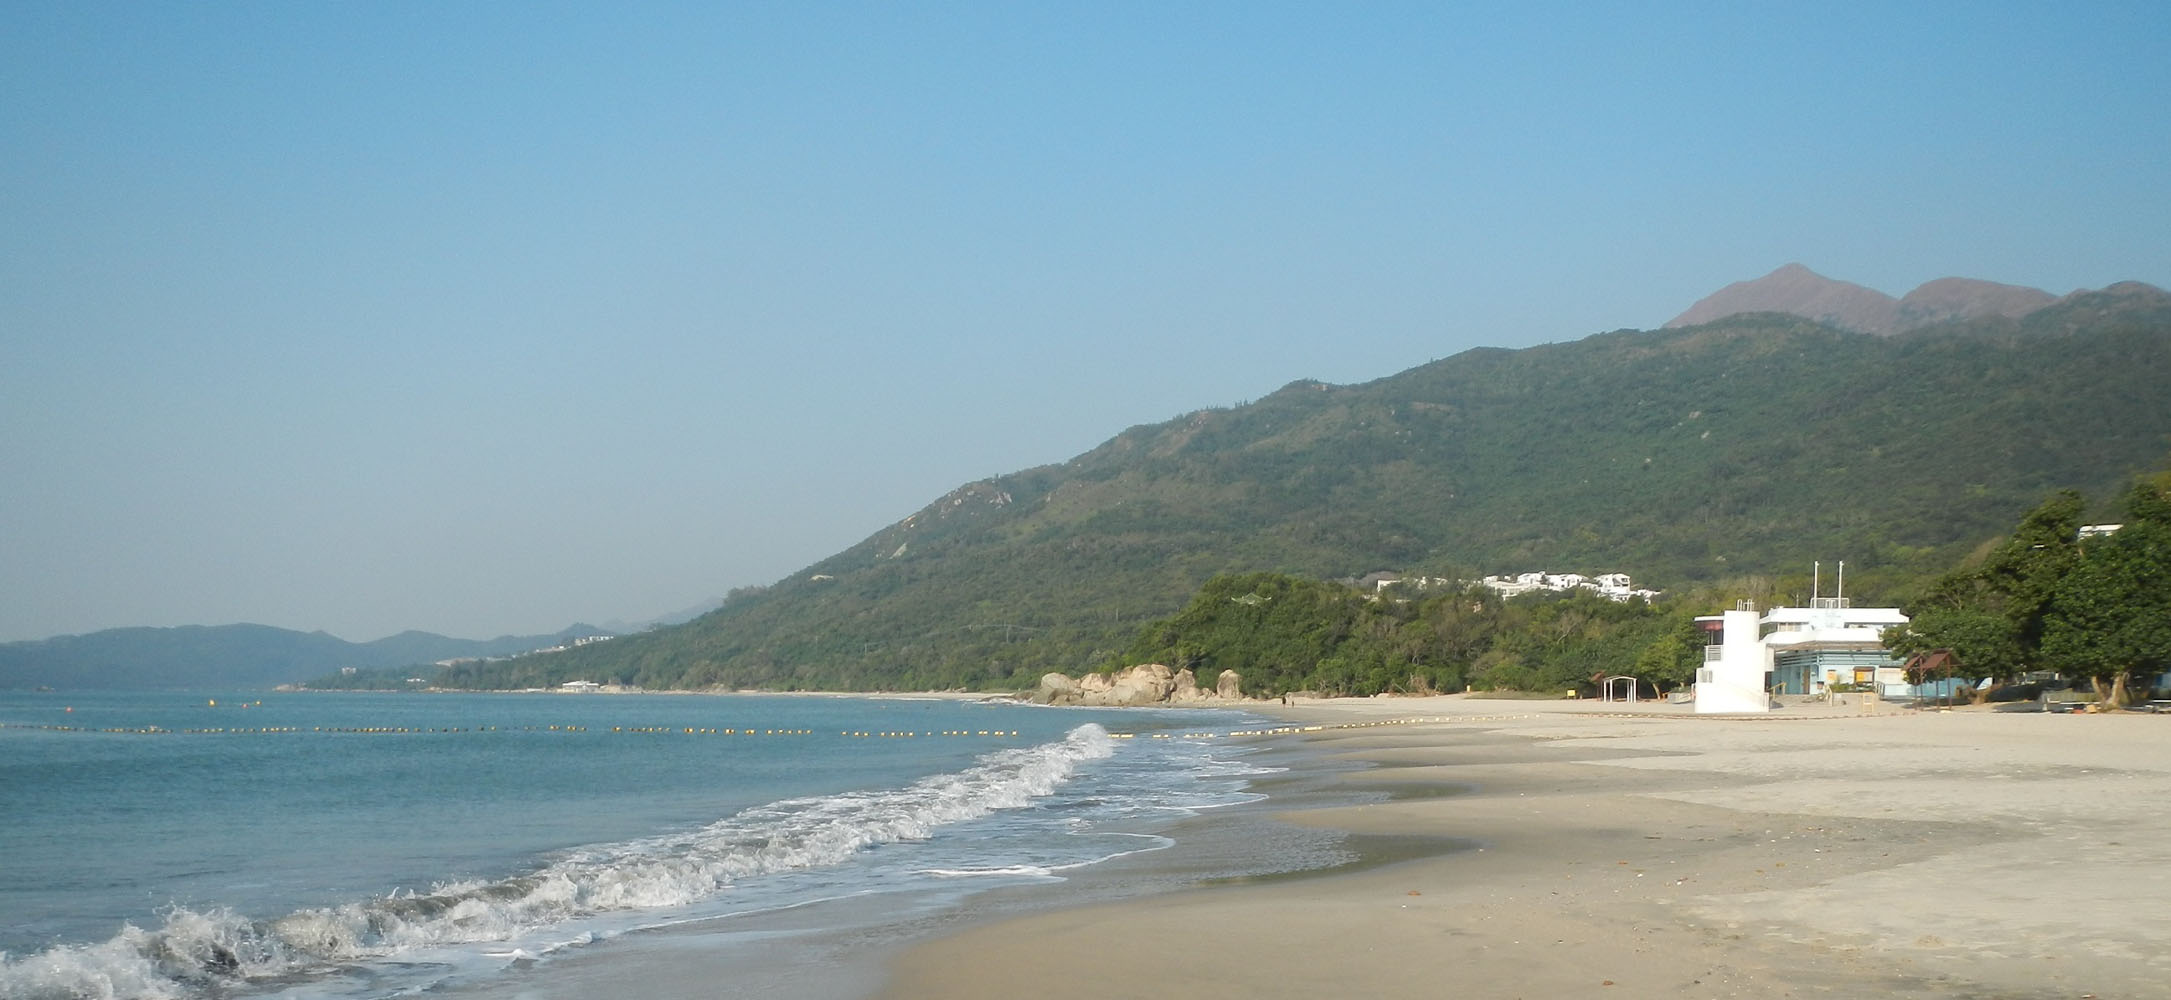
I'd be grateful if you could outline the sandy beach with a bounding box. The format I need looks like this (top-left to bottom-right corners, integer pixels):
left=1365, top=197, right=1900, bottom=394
left=881, top=695, right=2171, bottom=999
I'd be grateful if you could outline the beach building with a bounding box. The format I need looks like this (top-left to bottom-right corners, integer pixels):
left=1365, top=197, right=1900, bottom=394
left=1757, top=599, right=1910, bottom=695
left=1694, top=592, right=1911, bottom=713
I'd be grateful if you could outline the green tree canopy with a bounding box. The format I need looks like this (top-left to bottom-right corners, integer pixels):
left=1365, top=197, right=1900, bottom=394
left=1882, top=605, right=2023, bottom=683
left=2042, top=480, right=2171, bottom=704
left=1892, top=490, right=2085, bottom=688
left=1892, top=477, right=2171, bottom=707
left=1118, top=574, right=1701, bottom=698
left=1631, top=611, right=1714, bottom=691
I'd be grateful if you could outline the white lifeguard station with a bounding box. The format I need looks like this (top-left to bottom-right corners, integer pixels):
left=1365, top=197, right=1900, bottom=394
left=1695, top=605, right=1772, bottom=713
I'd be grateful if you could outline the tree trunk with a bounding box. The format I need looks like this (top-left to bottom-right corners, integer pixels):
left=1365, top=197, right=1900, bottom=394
left=2089, top=673, right=2134, bottom=709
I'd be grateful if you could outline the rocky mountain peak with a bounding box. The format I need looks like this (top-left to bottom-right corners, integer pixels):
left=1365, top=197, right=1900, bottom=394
left=1893, top=277, right=2057, bottom=330
left=1665, top=263, right=1901, bottom=333
left=1667, top=265, right=2072, bottom=335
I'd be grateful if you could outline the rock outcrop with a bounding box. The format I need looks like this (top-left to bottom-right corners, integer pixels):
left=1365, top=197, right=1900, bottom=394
left=1035, top=672, right=1081, bottom=703
left=1032, top=664, right=1247, bottom=706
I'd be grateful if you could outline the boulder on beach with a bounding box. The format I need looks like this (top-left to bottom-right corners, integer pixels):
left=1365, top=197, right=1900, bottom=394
left=1030, top=664, right=1246, bottom=706
left=1109, top=662, right=1175, bottom=705
left=1036, top=673, right=1081, bottom=703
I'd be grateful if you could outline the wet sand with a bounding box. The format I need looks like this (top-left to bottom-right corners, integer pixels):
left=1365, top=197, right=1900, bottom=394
left=881, top=696, right=2171, bottom=999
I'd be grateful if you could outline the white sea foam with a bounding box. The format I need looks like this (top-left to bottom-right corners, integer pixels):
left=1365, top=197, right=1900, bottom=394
left=0, top=724, right=1119, bottom=1000
left=917, top=830, right=1176, bottom=879
left=918, top=865, right=1058, bottom=878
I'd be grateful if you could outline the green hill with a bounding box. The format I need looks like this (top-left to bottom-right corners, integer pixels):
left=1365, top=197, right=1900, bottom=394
left=444, top=284, right=2171, bottom=692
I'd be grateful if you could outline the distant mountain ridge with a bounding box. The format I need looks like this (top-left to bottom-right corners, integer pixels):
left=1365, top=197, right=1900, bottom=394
left=595, top=597, right=725, bottom=636
left=1663, top=263, right=2112, bottom=334
left=0, top=623, right=607, bottom=690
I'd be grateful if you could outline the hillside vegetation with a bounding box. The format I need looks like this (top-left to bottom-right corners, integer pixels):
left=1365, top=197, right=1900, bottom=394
left=439, top=285, right=2171, bottom=693
left=1119, top=572, right=1708, bottom=699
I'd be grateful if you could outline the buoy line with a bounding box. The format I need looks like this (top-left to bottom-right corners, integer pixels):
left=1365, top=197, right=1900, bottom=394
left=0, top=714, right=1549, bottom=740
left=0, top=722, right=1025, bottom=738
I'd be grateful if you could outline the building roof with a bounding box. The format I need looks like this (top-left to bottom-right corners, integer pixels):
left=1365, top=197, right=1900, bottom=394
left=1757, top=604, right=1908, bottom=627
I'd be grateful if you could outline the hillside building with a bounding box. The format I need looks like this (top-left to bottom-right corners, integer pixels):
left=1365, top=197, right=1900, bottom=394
left=1479, top=571, right=1660, bottom=602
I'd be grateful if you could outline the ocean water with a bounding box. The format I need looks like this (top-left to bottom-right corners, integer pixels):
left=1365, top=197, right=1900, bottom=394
left=0, top=691, right=1282, bottom=1000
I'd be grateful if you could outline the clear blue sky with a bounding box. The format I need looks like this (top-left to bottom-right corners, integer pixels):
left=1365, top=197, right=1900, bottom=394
left=4, top=2, right=2166, bottom=642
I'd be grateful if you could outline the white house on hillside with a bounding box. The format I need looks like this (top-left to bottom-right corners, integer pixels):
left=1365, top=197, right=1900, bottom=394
left=1480, top=570, right=1660, bottom=602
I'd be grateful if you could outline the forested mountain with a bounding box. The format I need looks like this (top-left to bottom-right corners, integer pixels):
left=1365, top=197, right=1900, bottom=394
left=443, top=284, right=2171, bottom=693
left=0, top=623, right=604, bottom=690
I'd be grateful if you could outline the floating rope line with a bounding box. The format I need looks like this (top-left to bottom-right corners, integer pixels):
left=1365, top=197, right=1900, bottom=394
left=0, top=714, right=1555, bottom=740
left=0, top=722, right=1024, bottom=738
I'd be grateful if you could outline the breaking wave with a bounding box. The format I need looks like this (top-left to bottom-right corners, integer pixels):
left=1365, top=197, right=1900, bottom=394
left=0, top=724, right=1117, bottom=1000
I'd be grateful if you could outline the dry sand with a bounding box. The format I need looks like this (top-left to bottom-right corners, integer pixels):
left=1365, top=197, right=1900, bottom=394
left=881, top=696, right=2171, bottom=999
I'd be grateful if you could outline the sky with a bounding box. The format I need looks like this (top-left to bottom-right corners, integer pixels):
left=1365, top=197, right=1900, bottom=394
left=4, top=2, right=2167, bottom=643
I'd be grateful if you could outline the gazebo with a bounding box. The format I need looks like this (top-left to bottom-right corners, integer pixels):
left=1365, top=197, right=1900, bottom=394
left=1598, top=675, right=1640, bottom=704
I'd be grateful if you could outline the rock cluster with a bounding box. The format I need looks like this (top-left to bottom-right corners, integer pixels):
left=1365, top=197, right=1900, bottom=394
left=1031, top=663, right=1244, bottom=706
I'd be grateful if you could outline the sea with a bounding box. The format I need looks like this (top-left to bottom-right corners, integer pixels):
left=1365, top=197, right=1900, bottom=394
left=0, top=690, right=1325, bottom=1000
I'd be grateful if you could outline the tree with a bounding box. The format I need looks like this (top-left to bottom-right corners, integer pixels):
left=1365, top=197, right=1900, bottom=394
left=1881, top=605, right=2023, bottom=702
left=2042, top=481, right=2171, bottom=707
left=1631, top=613, right=1711, bottom=693
left=1892, top=490, right=2086, bottom=695
left=1972, top=489, right=2085, bottom=652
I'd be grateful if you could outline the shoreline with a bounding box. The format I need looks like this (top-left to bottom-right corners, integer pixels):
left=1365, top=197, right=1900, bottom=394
left=384, top=696, right=1290, bottom=1000
left=879, top=696, right=2171, bottom=999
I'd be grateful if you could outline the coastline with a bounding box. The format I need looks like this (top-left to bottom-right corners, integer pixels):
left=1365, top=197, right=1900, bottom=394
left=879, top=695, right=2171, bottom=999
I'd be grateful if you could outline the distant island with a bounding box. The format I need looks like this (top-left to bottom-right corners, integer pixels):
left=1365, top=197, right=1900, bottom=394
left=0, top=623, right=614, bottom=691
